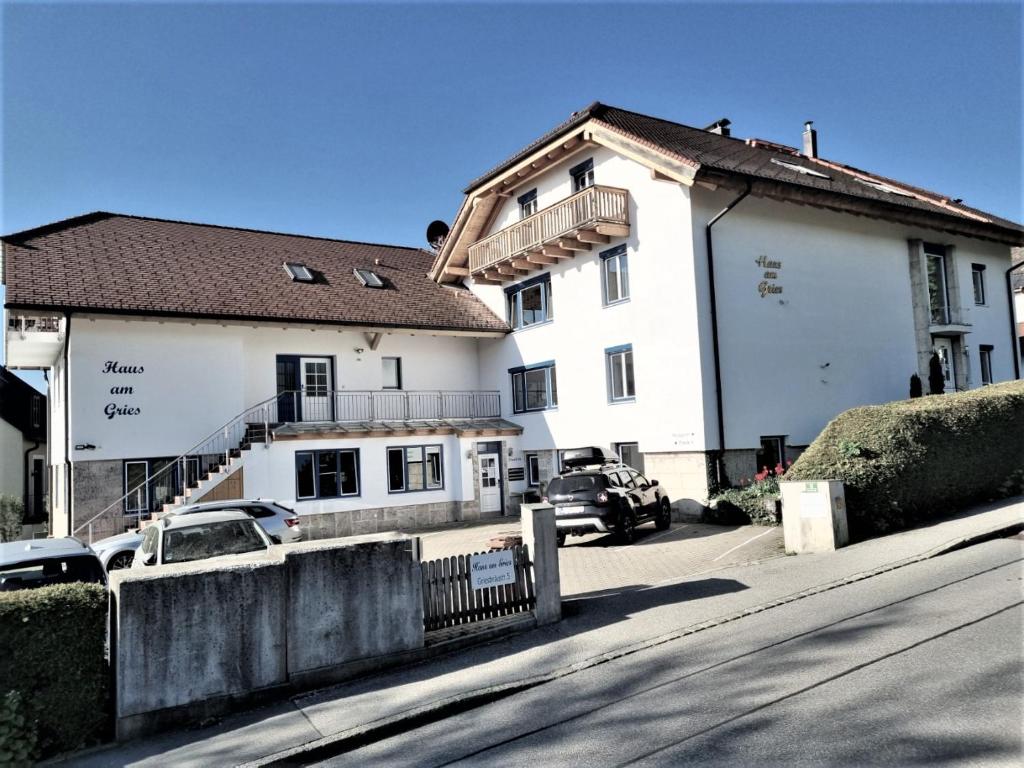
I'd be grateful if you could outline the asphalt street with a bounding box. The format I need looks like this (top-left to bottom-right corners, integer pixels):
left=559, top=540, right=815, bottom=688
left=312, top=537, right=1024, bottom=768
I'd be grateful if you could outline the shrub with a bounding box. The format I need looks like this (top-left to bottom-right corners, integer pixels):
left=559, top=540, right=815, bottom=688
left=0, top=496, right=23, bottom=542
left=0, top=584, right=109, bottom=757
left=786, top=381, right=1024, bottom=539
left=0, top=691, right=36, bottom=766
left=707, top=462, right=790, bottom=526
left=909, top=373, right=922, bottom=398
left=928, top=352, right=945, bottom=395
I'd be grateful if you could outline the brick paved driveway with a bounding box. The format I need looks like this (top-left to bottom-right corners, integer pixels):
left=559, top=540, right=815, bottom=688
left=417, top=517, right=785, bottom=597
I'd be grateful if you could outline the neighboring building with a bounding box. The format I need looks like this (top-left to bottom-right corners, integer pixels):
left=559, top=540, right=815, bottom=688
left=3, top=103, right=1022, bottom=536
left=431, top=103, right=1024, bottom=513
left=0, top=365, right=47, bottom=529
left=2, top=216, right=515, bottom=540
left=1013, top=248, right=1024, bottom=359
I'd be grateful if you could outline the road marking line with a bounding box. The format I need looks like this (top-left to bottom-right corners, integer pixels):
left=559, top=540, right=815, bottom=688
left=712, top=528, right=777, bottom=562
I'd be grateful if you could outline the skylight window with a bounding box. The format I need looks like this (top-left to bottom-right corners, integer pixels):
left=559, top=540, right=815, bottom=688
left=855, top=178, right=914, bottom=197
left=284, top=262, right=314, bottom=282
left=770, top=158, right=831, bottom=179
left=354, top=268, right=385, bottom=288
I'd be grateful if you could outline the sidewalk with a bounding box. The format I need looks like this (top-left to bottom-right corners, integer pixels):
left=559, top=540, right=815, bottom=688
left=62, top=497, right=1024, bottom=767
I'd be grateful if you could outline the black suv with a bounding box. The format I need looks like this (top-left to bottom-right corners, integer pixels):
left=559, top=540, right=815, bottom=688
left=543, top=447, right=672, bottom=546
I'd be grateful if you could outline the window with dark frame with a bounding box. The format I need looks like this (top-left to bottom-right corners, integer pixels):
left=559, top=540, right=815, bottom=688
left=615, top=442, right=644, bottom=474
left=601, top=245, right=630, bottom=305
left=382, top=357, right=402, bottom=389
left=284, top=262, right=314, bottom=282
left=506, top=274, right=553, bottom=330
left=756, top=436, right=785, bottom=474
left=295, top=449, right=360, bottom=500
left=525, top=453, right=540, bottom=486
left=606, top=345, right=636, bottom=402
left=924, top=243, right=950, bottom=324
left=570, top=158, right=595, bottom=191
left=510, top=362, right=558, bottom=413
left=387, top=445, right=444, bottom=493
left=980, top=345, right=994, bottom=385
left=971, top=264, right=986, bottom=305
left=518, top=189, right=538, bottom=219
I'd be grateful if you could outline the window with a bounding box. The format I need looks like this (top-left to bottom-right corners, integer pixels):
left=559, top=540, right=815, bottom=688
left=124, top=461, right=149, bottom=514
left=284, top=262, right=314, bottom=282
left=601, top=245, right=630, bottom=305
left=925, top=244, right=950, bottom=324
left=980, top=345, right=994, bottom=385
left=382, top=357, right=402, bottom=389
left=606, top=345, right=636, bottom=402
left=570, top=158, right=595, bottom=191
left=295, top=449, right=360, bottom=499
left=387, top=445, right=444, bottom=492
left=615, top=442, right=644, bottom=474
left=972, top=264, right=986, bottom=305
left=769, top=158, right=832, bottom=179
left=525, top=453, right=540, bottom=487
left=353, top=268, right=384, bottom=288
left=506, top=274, right=553, bottom=330
left=856, top=178, right=913, bottom=197
left=756, top=436, right=785, bottom=474
left=518, top=189, right=538, bottom=218
left=510, top=362, right=558, bottom=413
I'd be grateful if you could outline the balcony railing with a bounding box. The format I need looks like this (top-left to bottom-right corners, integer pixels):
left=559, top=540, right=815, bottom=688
left=929, top=305, right=971, bottom=327
left=280, top=389, right=501, bottom=423
left=468, top=185, right=629, bottom=274
left=7, top=315, right=62, bottom=334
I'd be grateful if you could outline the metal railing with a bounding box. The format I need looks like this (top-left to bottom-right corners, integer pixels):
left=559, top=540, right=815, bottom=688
left=468, top=185, right=629, bottom=273
left=75, top=388, right=502, bottom=542
left=929, top=305, right=971, bottom=326
left=7, top=315, right=62, bottom=333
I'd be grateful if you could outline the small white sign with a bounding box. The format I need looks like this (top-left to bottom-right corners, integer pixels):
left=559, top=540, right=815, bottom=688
left=470, top=550, right=516, bottom=590
left=800, top=493, right=830, bottom=519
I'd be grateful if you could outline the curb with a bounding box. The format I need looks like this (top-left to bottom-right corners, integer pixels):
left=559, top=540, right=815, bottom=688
left=245, top=519, right=1023, bottom=766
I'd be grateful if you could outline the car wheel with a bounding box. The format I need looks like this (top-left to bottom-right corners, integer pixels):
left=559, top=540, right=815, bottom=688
left=656, top=499, right=672, bottom=531
left=107, top=551, right=135, bottom=571
left=616, top=508, right=637, bottom=545
left=556, top=532, right=566, bottom=548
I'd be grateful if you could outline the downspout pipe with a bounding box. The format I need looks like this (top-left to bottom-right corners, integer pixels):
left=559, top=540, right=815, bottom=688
left=63, top=311, right=72, bottom=537
left=1007, top=261, right=1023, bottom=380
left=705, top=180, right=752, bottom=489
left=23, top=441, right=40, bottom=522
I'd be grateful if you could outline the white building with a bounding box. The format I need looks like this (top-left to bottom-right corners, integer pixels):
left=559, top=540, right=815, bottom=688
left=0, top=366, right=47, bottom=535
left=3, top=103, right=1022, bottom=537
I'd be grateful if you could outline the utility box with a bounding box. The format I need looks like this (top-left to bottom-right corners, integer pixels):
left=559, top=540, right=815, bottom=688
left=779, top=480, right=849, bottom=554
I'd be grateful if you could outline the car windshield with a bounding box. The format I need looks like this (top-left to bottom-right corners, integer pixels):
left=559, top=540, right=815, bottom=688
left=0, top=555, right=105, bottom=591
left=163, top=520, right=267, bottom=564
left=547, top=475, right=606, bottom=495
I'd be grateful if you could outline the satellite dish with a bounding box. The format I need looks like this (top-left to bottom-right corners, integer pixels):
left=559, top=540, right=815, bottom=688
left=426, top=220, right=450, bottom=250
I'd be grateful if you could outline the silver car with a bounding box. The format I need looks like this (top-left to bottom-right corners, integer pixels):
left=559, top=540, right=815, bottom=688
left=132, top=510, right=274, bottom=568
left=93, top=499, right=301, bottom=572
left=0, top=537, right=107, bottom=590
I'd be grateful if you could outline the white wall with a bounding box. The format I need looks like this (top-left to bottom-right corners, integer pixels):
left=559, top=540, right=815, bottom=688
left=242, top=432, right=468, bottom=513
left=690, top=188, right=1017, bottom=449
left=471, top=145, right=709, bottom=456
left=67, top=317, right=484, bottom=462
left=0, top=418, right=26, bottom=499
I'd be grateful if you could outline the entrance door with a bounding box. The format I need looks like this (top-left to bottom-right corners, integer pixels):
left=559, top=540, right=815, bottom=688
left=300, top=357, right=333, bottom=422
left=478, top=453, right=502, bottom=514
left=933, top=338, right=957, bottom=393
left=29, top=457, right=44, bottom=522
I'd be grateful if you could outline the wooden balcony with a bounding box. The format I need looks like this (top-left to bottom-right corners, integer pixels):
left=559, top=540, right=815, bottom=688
left=5, top=313, right=65, bottom=368
left=468, top=185, right=630, bottom=279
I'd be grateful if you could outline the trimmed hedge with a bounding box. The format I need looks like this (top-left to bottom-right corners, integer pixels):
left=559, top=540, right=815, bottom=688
left=0, top=583, right=109, bottom=758
left=787, top=381, right=1024, bottom=539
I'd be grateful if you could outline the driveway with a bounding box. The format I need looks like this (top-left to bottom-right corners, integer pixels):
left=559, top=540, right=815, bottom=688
left=417, top=518, right=785, bottom=597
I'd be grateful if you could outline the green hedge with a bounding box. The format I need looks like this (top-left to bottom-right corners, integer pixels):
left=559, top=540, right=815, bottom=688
left=787, top=381, right=1024, bottom=539
left=0, top=583, right=109, bottom=758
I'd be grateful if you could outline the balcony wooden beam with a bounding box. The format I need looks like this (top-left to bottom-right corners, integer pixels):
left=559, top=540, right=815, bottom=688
left=473, top=275, right=504, bottom=285
left=511, top=258, right=534, bottom=271
left=596, top=223, right=631, bottom=238
left=541, top=245, right=572, bottom=258
left=558, top=238, right=592, bottom=252
left=575, top=229, right=610, bottom=245
left=446, top=266, right=470, bottom=276
left=496, top=263, right=527, bottom=276
left=526, top=252, right=558, bottom=265
left=483, top=270, right=505, bottom=282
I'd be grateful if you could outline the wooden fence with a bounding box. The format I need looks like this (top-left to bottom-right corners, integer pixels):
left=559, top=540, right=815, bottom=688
left=421, top=544, right=536, bottom=632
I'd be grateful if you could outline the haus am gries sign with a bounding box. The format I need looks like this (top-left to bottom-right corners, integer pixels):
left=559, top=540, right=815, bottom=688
left=470, top=550, right=516, bottom=590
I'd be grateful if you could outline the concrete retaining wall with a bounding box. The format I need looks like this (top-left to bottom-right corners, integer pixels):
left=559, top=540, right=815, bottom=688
left=109, top=533, right=424, bottom=740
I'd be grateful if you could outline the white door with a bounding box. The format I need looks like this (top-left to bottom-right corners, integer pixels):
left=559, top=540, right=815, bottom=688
left=933, top=339, right=956, bottom=393
left=300, top=357, right=333, bottom=421
left=478, top=453, right=502, bottom=514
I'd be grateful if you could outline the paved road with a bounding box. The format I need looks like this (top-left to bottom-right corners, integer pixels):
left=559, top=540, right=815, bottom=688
left=315, top=537, right=1024, bottom=767
left=418, top=519, right=785, bottom=597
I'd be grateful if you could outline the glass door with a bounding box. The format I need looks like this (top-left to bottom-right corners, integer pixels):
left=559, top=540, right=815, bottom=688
left=300, top=357, right=333, bottom=422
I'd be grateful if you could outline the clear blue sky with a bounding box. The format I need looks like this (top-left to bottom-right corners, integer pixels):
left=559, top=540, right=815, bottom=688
left=2, top=1, right=1022, bottom=392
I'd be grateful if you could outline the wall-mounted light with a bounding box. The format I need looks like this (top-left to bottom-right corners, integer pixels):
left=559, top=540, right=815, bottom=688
left=75, top=444, right=97, bottom=451
left=354, top=347, right=365, bottom=355
left=466, top=449, right=473, bottom=459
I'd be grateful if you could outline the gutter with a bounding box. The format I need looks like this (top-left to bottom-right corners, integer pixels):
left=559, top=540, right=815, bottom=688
left=705, top=180, right=752, bottom=488
left=1007, top=261, right=1024, bottom=380
left=63, top=311, right=72, bottom=537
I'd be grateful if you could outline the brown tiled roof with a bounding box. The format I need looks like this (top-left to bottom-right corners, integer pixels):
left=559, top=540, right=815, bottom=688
left=2, top=213, right=509, bottom=333
left=466, top=102, right=1023, bottom=243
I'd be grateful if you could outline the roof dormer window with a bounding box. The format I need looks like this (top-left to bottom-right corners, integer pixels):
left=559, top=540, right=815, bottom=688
left=855, top=178, right=914, bottom=197
left=354, top=268, right=384, bottom=288
left=284, top=262, right=314, bottom=282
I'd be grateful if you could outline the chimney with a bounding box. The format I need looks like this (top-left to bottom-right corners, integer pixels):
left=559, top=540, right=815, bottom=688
left=802, top=121, right=818, bottom=158
left=705, top=118, right=731, bottom=137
